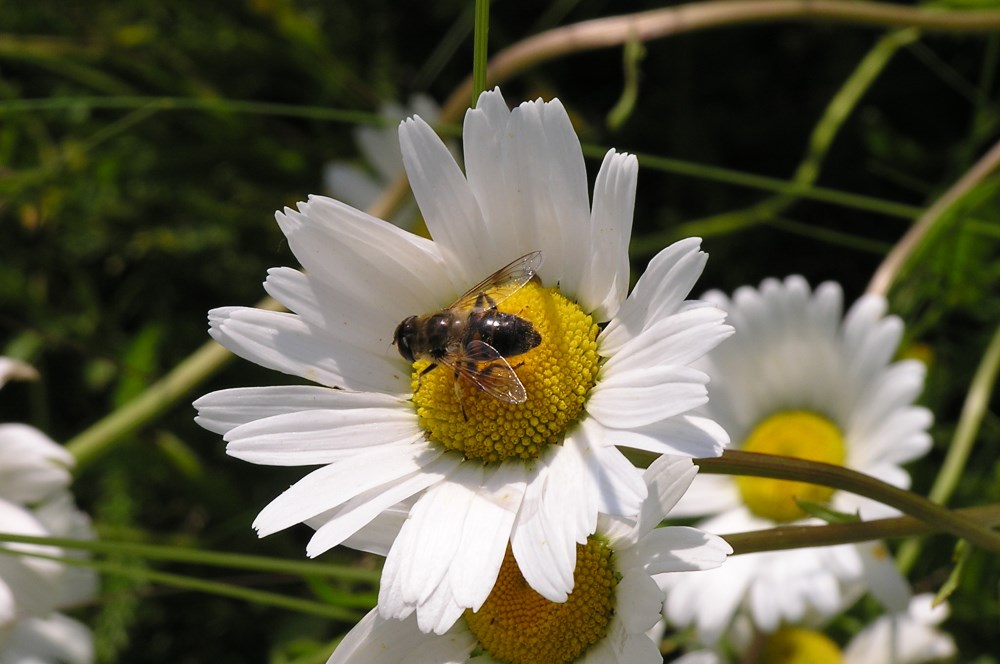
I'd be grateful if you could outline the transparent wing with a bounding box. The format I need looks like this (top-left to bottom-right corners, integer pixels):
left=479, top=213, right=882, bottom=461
left=438, top=340, right=528, bottom=404
left=450, top=251, right=543, bottom=312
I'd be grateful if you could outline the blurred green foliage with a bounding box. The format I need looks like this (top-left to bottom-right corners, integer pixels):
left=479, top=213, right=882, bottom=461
left=1, top=0, right=999, bottom=662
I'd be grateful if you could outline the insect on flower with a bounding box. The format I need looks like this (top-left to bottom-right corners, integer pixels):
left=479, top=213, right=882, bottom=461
left=393, top=251, right=544, bottom=413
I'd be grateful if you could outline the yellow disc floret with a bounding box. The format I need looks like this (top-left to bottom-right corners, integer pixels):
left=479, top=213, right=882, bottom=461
left=736, top=410, right=846, bottom=522
left=759, top=627, right=844, bottom=664
left=411, top=282, right=600, bottom=463
left=464, top=539, right=617, bottom=664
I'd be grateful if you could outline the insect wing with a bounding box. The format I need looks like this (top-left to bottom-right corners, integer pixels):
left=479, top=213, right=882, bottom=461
left=440, top=339, right=528, bottom=404
left=450, top=251, right=543, bottom=313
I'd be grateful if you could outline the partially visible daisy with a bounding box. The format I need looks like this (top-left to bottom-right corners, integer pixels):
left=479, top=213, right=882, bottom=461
left=323, top=93, right=450, bottom=229
left=661, top=277, right=931, bottom=643
left=326, top=456, right=732, bottom=664
left=673, top=594, right=955, bottom=664
left=842, top=593, right=955, bottom=663
left=0, top=358, right=96, bottom=664
left=195, top=87, right=732, bottom=634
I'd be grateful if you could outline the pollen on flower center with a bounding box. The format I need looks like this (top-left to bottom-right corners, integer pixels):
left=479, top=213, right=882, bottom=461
left=464, top=539, right=617, bottom=664
left=736, top=410, right=845, bottom=523
left=410, top=282, right=600, bottom=463
left=759, top=627, right=844, bottom=664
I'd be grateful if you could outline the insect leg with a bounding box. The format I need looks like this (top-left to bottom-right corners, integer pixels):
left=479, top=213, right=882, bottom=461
left=414, top=362, right=438, bottom=395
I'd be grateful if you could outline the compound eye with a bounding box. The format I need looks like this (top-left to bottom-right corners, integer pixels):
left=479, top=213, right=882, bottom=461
left=394, top=317, right=416, bottom=362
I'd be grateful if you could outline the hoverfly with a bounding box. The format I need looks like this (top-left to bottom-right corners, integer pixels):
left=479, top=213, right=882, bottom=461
left=393, top=251, right=543, bottom=413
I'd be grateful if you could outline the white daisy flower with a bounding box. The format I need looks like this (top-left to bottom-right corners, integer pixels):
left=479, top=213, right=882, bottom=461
left=673, top=594, right=955, bottom=664
left=323, top=93, right=449, bottom=229
left=195, top=87, right=732, bottom=633
left=842, top=593, right=956, bottom=663
left=661, top=277, right=932, bottom=643
left=325, top=457, right=732, bottom=664
left=0, top=359, right=96, bottom=664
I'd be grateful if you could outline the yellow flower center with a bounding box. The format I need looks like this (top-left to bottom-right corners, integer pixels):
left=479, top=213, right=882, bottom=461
left=464, top=539, right=617, bottom=664
left=411, top=282, right=600, bottom=463
left=758, top=627, right=843, bottom=664
left=736, top=410, right=845, bottom=522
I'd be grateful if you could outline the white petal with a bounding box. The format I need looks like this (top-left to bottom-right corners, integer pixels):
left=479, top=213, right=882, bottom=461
left=194, top=386, right=403, bottom=435
left=600, top=307, right=731, bottom=374
left=399, top=116, right=489, bottom=287
left=4, top=613, right=94, bottom=664
left=639, top=527, right=732, bottom=574
left=857, top=541, right=911, bottom=612
left=225, top=404, right=421, bottom=466
left=638, top=456, right=699, bottom=529
left=322, top=162, right=382, bottom=212
left=0, top=424, right=73, bottom=504
left=0, top=357, right=38, bottom=389
left=510, top=452, right=574, bottom=602
left=668, top=473, right=742, bottom=518
left=307, top=458, right=460, bottom=557
left=580, top=425, right=647, bottom=517
left=587, top=366, right=708, bottom=429
left=450, top=464, right=526, bottom=610
left=463, top=88, right=525, bottom=264
left=208, top=307, right=407, bottom=395
left=503, top=97, right=591, bottom=290
left=277, top=196, right=452, bottom=319
left=598, top=414, right=728, bottom=459
left=335, top=505, right=409, bottom=557
left=252, top=445, right=447, bottom=537
left=327, top=609, right=475, bottom=664
left=599, top=238, right=706, bottom=354
left=263, top=267, right=398, bottom=358
left=379, top=462, right=523, bottom=632
left=577, top=150, right=637, bottom=322
left=615, top=569, right=665, bottom=635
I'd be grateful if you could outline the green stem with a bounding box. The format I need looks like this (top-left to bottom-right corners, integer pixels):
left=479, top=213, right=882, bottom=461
left=439, top=0, right=1000, bottom=122
left=0, top=546, right=363, bottom=620
left=867, top=135, right=1000, bottom=295
left=472, top=0, right=491, bottom=106
left=896, top=323, right=1000, bottom=571
left=66, top=339, right=234, bottom=469
left=0, top=532, right=379, bottom=584
left=625, top=28, right=915, bottom=254
left=694, top=450, right=1000, bottom=553
left=930, top=324, right=1000, bottom=506
left=0, top=96, right=381, bottom=126
left=722, top=504, right=1000, bottom=555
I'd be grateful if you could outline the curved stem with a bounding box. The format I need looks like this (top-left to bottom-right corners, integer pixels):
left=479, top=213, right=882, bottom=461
left=694, top=450, right=1000, bottom=553
left=440, top=0, right=1000, bottom=122
left=722, top=504, right=1000, bottom=555
left=0, top=532, right=379, bottom=584
left=0, top=545, right=364, bottom=620
left=65, top=296, right=281, bottom=470
left=867, top=136, right=1000, bottom=295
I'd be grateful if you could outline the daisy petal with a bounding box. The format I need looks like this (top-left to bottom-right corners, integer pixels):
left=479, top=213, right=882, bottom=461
left=588, top=366, right=709, bottom=429
left=399, top=116, right=488, bottom=286
left=578, top=150, right=638, bottom=322
left=194, top=386, right=403, bottom=435
left=504, top=97, right=591, bottom=289
left=277, top=196, right=452, bottom=317
left=600, top=414, right=729, bottom=458
left=252, top=446, right=447, bottom=537
left=208, top=307, right=406, bottom=394
left=225, top=404, right=421, bottom=466
left=599, top=238, right=707, bottom=353
left=639, top=527, right=732, bottom=574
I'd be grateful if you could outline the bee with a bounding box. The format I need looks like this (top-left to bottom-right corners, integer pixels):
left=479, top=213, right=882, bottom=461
left=394, top=251, right=544, bottom=413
